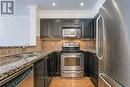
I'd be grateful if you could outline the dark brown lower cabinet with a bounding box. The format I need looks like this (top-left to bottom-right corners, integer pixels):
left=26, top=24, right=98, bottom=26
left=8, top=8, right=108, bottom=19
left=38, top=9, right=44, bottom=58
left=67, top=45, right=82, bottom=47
left=34, top=52, right=61, bottom=87
left=34, top=58, right=46, bottom=87
left=47, top=52, right=61, bottom=76
left=84, top=52, right=98, bottom=87
left=90, top=53, right=98, bottom=87
left=84, top=52, right=91, bottom=76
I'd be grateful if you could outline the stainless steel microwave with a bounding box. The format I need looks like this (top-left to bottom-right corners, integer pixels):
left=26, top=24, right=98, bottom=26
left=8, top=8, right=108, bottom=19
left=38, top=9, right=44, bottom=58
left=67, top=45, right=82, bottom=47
left=62, top=28, right=81, bottom=38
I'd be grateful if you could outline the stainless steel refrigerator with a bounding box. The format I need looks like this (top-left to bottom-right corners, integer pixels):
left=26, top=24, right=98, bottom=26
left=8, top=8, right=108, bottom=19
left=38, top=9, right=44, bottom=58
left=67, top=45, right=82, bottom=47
left=96, top=0, right=130, bottom=87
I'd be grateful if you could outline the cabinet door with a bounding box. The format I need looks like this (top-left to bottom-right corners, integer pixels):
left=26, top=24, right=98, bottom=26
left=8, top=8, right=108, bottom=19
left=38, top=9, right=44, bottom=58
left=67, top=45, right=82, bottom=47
left=90, top=53, right=98, bottom=86
left=82, top=19, right=95, bottom=38
left=62, top=19, right=73, bottom=27
left=72, top=19, right=81, bottom=27
left=62, top=19, right=81, bottom=27
left=83, top=20, right=92, bottom=38
left=54, top=52, right=61, bottom=76
left=44, top=58, right=49, bottom=87
left=84, top=52, right=91, bottom=76
left=93, top=19, right=96, bottom=38
left=47, top=54, right=55, bottom=76
left=40, top=19, right=51, bottom=37
left=44, top=58, right=48, bottom=77
left=51, top=19, right=62, bottom=37
left=34, top=59, right=45, bottom=87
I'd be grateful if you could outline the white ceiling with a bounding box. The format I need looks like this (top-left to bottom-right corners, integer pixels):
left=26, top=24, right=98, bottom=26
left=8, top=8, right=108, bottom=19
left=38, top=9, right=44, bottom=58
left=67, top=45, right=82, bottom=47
left=28, top=0, right=100, bottom=10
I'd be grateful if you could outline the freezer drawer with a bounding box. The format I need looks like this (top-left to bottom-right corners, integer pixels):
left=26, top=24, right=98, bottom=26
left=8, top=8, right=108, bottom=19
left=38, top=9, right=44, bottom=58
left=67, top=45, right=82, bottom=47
left=98, top=69, right=123, bottom=87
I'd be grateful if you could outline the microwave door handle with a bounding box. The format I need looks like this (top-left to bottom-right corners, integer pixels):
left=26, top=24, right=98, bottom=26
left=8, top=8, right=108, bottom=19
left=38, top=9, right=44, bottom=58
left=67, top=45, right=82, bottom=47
left=99, top=73, right=112, bottom=87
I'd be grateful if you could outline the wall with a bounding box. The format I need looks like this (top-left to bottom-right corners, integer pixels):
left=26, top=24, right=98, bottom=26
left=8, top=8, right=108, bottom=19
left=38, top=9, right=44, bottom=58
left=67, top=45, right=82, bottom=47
left=0, top=37, right=42, bottom=58
left=42, top=39, right=96, bottom=52
left=0, top=16, right=29, bottom=46
left=0, top=1, right=37, bottom=46
left=0, top=1, right=29, bottom=46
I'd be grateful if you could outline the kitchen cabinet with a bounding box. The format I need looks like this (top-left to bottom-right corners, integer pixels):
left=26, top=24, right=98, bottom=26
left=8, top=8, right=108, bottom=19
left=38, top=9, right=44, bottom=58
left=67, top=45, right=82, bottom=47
left=34, top=52, right=61, bottom=87
left=93, top=19, right=96, bottom=38
left=40, top=19, right=62, bottom=38
left=84, top=52, right=91, bottom=77
left=34, top=58, right=45, bottom=87
left=51, top=19, right=62, bottom=37
left=81, top=19, right=96, bottom=39
left=34, top=56, right=50, bottom=87
left=44, top=57, right=49, bottom=87
left=47, top=52, right=61, bottom=76
left=47, top=54, right=55, bottom=76
left=62, top=19, right=81, bottom=27
left=90, top=53, right=98, bottom=86
left=84, top=52, right=98, bottom=86
left=40, top=19, right=96, bottom=39
left=54, top=52, right=61, bottom=76
left=40, top=19, right=51, bottom=37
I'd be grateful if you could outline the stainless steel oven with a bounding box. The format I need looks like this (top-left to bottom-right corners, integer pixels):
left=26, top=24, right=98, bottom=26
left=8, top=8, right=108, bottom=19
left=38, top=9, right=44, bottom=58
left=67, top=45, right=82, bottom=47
left=61, top=53, right=84, bottom=77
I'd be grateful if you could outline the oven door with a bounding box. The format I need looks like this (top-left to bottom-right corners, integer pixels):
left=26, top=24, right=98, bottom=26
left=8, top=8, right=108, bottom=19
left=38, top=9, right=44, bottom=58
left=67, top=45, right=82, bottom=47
left=61, top=53, right=84, bottom=71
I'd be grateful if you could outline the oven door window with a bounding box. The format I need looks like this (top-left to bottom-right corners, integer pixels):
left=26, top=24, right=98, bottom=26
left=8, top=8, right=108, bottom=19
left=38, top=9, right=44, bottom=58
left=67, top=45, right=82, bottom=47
left=64, top=57, right=80, bottom=66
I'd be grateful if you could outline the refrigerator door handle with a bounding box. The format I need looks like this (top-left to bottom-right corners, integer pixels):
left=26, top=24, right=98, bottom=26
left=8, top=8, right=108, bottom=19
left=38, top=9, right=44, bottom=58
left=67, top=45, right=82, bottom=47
left=96, top=16, right=100, bottom=59
left=99, top=73, right=112, bottom=87
left=96, top=15, right=104, bottom=60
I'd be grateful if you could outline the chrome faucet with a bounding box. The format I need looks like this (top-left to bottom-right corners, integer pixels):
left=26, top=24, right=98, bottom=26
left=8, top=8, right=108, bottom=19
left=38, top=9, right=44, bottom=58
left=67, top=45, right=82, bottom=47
left=21, top=44, right=29, bottom=60
left=21, top=44, right=29, bottom=54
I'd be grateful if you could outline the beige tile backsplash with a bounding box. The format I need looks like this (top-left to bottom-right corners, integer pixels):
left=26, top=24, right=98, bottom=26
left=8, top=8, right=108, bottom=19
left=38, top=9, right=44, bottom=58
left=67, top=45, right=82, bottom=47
left=0, top=37, right=96, bottom=58
left=42, top=39, right=96, bottom=52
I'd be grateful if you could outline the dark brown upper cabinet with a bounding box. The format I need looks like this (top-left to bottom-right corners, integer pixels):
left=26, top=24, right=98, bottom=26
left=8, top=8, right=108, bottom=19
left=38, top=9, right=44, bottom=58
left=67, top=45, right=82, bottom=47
left=51, top=19, right=62, bottom=38
left=40, top=19, right=62, bottom=38
left=62, top=19, right=81, bottom=28
left=40, top=19, right=96, bottom=39
left=40, top=19, right=51, bottom=37
left=81, top=19, right=96, bottom=39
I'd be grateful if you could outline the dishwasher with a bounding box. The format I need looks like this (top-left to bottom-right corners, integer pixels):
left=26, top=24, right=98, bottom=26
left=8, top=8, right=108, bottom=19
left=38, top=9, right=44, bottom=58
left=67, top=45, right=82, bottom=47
left=0, top=65, right=33, bottom=87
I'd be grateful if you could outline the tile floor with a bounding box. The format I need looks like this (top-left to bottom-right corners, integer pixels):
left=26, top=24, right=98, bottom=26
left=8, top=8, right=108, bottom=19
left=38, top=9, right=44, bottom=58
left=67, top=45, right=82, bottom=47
left=49, top=77, right=96, bottom=87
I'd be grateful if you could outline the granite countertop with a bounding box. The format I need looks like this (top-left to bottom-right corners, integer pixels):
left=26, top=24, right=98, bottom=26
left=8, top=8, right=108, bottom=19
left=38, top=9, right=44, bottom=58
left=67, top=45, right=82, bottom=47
left=86, top=50, right=96, bottom=53
left=0, top=51, right=53, bottom=81
left=0, top=50, right=95, bottom=82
